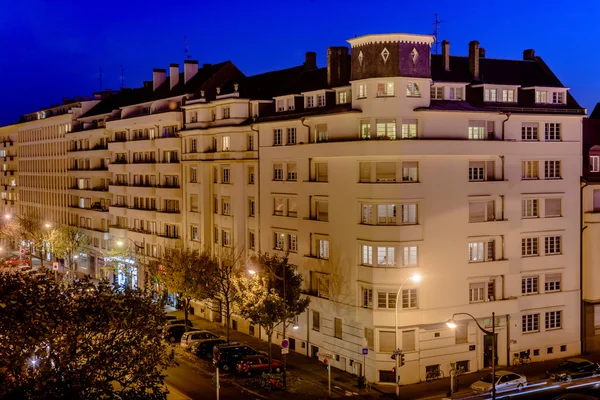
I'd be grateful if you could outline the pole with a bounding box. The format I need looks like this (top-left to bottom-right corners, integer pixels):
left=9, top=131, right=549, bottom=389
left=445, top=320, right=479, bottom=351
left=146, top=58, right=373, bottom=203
left=491, top=312, right=496, bottom=400
left=328, top=360, right=331, bottom=397
left=394, top=276, right=410, bottom=397
left=282, top=265, right=287, bottom=389
left=216, top=366, right=220, bottom=400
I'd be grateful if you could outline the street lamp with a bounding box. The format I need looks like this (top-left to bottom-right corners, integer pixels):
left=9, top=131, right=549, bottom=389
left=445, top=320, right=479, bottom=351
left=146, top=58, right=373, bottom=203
left=446, top=312, right=496, bottom=399
left=394, top=273, right=422, bottom=397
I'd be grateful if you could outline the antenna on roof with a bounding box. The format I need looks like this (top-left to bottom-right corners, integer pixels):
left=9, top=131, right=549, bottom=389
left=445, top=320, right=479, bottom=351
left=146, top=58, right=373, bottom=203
left=432, top=13, right=448, bottom=55
left=120, top=65, right=125, bottom=89
left=99, top=66, right=103, bottom=91
left=184, top=36, right=192, bottom=60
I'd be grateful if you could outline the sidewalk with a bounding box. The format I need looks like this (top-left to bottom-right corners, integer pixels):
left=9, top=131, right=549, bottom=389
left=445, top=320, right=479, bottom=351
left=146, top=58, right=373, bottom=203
left=166, top=309, right=375, bottom=399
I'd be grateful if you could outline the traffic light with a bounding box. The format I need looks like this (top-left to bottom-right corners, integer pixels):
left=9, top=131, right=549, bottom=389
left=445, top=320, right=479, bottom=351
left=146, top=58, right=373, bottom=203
left=391, top=367, right=396, bottom=374
left=400, top=353, right=406, bottom=367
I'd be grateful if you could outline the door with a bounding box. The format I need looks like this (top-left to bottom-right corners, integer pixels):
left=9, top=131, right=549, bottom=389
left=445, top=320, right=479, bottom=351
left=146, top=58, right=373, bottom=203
left=496, top=374, right=510, bottom=392
left=483, top=334, right=497, bottom=368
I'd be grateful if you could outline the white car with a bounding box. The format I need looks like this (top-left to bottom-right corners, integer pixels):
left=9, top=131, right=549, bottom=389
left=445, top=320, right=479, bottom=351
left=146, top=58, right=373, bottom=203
left=470, top=371, right=527, bottom=393
left=180, top=330, right=220, bottom=348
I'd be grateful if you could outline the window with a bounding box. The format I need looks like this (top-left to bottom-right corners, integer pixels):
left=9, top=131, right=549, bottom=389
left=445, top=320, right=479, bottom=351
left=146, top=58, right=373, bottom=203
left=273, top=164, right=283, bottom=181
left=402, top=289, right=418, bottom=309
left=316, top=200, right=329, bottom=222
left=273, top=197, right=284, bottom=216
left=190, top=138, right=197, bottom=152
left=315, top=162, right=328, bottom=182
left=277, top=99, right=285, bottom=112
left=545, top=160, right=561, bottom=179
left=522, top=123, right=538, bottom=141
left=545, top=123, right=561, bottom=141
left=552, top=92, right=564, bottom=104
left=521, top=199, right=539, bottom=218
left=545, top=236, right=561, bottom=255
left=536, top=91, right=548, bottom=104
left=289, top=234, right=298, bottom=252
left=379, top=331, right=395, bottom=353
left=316, top=124, right=328, bottom=142
left=377, top=204, right=396, bottom=224
left=545, top=273, right=561, bottom=292
left=190, top=195, right=198, bottom=212
left=469, top=283, right=486, bottom=303
left=222, top=136, right=230, bottom=151
left=248, top=166, right=255, bottom=184
left=306, top=95, right=315, bottom=108
left=401, top=119, right=417, bottom=139
left=317, top=94, right=326, bottom=107
left=546, top=311, right=562, bottom=330
left=361, top=245, right=373, bottom=265
left=190, top=167, right=197, bottom=183
left=311, top=271, right=329, bottom=299
left=449, top=87, right=464, bottom=100
left=468, top=242, right=484, bottom=262
left=406, top=82, right=420, bottom=97
left=545, top=198, right=561, bottom=217
left=402, top=246, right=417, bottom=266
left=377, top=247, right=396, bottom=266
left=431, top=86, right=443, bottom=99
left=376, top=120, right=396, bottom=139
left=312, top=310, right=320, bottom=331
left=361, top=288, right=373, bottom=308
left=273, top=129, right=283, bottom=146
left=375, top=162, right=396, bottom=182
left=287, top=163, right=297, bottom=181
left=360, top=119, right=371, bottom=139
left=287, top=98, right=295, bottom=111
left=221, top=230, right=231, bottom=246
left=357, top=84, right=367, bottom=99
left=287, top=198, right=297, bottom=217
left=334, top=318, right=342, bottom=339
left=222, top=107, right=230, bottom=119
left=287, top=128, right=296, bottom=145
left=248, top=198, right=255, bottom=217
left=591, top=156, right=600, bottom=173
left=469, top=200, right=495, bottom=222
left=249, top=231, right=255, bottom=250
left=318, top=239, right=329, bottom=259
left=274, top=232, right=285, bottom=250
left=522, top=237, right=539, bottom=256
left=484, top=88, right=498, bottom=102
left=522, top=314, right=539, bottom=333
left=501, top=89, right=514, bottom=102
left=338, top=91, right=348, bottom=104
left=468, top=161, right=484, bottom=181
left=191, top=226, right=199, bottom=241
left=247, top=134, right=255, bottom=150
left=522, top=276, right=539, bottom=295
left=221, top=167, right=230, bottom=184
left=402, top=161, right=418, bottom=182
left=522, top=161, right=539, bottom=179
left=468, top=121, right=486, bottom=140
left=401, top=204, right=417, bottom=224
left=378, top=292, right=396, bottom=309
left=365, top=328, right=374, bottom=350
left=377, top=82, right=394, bottom=97
left=221, top=198, right=231, bottom=216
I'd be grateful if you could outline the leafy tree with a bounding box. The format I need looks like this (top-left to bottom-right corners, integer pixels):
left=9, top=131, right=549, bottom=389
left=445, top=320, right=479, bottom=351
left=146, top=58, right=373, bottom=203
left=158, top=246, right=217, bottom=328
left=0, top=272, right=175, bottom=399
left=234, top=252, right=310, bottom=370
left=0, top=215, right=54, bottom=268
left=52, top=225, right=91, bottom=285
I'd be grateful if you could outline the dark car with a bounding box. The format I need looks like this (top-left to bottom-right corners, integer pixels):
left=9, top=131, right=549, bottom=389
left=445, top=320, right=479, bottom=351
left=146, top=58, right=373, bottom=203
left=547, top=358, right=600, bottom=381
left=190, top=338, right=227, bottom=359
left=167, top=319, right=194, bottom=328
left=236, top=355, right=283, bottom=376
left=163, top=324, right=187, bottom=343
left=213, top=344, right=258, bottom=372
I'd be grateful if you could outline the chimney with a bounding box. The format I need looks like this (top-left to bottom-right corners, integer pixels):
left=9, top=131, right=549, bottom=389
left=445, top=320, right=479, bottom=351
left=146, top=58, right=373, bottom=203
left=479, top=48, right=486, bottom=58
left=469, top=40, right=480, bottom=80
left=169, top=64, right=179, bottom=90
left=304, top=52, right=317, bottom=71
left=442, top=40, right=450, bottom=71
left=523, top=49, right=535, bottom=60
left=152, top=68, right=166, bottom=91
left=184, top=60, right=198, bottom=84
left=327, top=46, right=350, bottom=87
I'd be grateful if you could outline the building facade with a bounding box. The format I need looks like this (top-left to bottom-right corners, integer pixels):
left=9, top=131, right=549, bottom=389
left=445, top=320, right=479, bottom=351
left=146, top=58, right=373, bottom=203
left=3, top=32, right=586, bottom=385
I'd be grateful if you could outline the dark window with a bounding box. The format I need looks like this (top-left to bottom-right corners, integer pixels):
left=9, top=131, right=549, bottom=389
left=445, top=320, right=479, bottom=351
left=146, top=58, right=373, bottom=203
left=560, top=345, right=567, bottom=352
left=456, top=360, right=469, bottom=373
left=249, top=325, right=255, bottom=336
left=379, top=370, right=395, bottom=383
left=533, top=349, right=539, bottom=356
left=289, top=337, right=296, bottom=351
left=311, top=345, right=319, bottom=359
left=232, top=319, right=238, bottom=330
left=547, top=347, right=553, bottom=354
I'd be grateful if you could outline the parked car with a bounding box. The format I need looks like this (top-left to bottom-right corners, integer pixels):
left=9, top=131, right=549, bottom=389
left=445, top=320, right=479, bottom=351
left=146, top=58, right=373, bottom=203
left=213, top=344, right=258, bottom=372
left=470, top=371, right=527, bottom=393
left=190, top=338, right=227, bottom=359
left=180, top=330, right=219, bottom=348
left=547, top=358, right=600, bottom=381
left=166, top=319, right=194, bottom=328
left=163, top=324, right=188, bottom=343
left=4, top=256, right=31, bottom=266
left=236, top=355, right=283, bottom=376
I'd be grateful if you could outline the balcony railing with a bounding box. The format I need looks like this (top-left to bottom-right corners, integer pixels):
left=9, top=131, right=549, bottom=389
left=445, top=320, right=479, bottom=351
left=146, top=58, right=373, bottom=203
left=157, top=209, right=180, bottom=214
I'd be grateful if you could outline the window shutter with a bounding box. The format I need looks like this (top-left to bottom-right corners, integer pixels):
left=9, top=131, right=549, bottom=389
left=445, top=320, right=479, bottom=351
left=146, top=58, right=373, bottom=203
left=470, top=161, right=485, bottom=169
left=486, top=161, right=495, bottom=180
left=376, top=162, right=396, bottom=181
left=359, top=162, right=371, bottom=182
left=487, top=200, right=495, bottom=221
left=379, top=331, right=395, bottom=353
left=402, top=330, right=416, bottom=352
left=469, top=202, right=486, bottom=222
left=545, top=198, right=561, bottom=217
left=316, top=163, right=328, bottom=181
left=594, top=190, right=600, bottom=211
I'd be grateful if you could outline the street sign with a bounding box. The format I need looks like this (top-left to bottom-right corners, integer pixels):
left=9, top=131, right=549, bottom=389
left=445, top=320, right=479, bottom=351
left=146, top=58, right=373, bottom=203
left=281, top=339, right=289, bottom=349
left=323, top=358, right=328, bottom=365
left=362, top=348, right=368, bottom=355
left=52, top=262, right=59, bottom=271
left=20, top=249, right=24, bottom=254
left=281, top=348, right=289, bottom=355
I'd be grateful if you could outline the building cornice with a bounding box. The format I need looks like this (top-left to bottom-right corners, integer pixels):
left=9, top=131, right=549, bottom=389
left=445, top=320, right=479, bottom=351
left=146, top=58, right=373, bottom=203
left=347, top=33, right=435, bottom=48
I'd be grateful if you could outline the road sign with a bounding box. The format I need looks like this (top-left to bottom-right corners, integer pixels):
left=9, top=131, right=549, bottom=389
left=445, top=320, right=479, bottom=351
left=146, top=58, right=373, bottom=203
left=281, top=339, right=289, bottom=349
left=362, top=348, right=368, bottom=355
left=281, top=348, right=289, bottom=355
left=323, top=358, right=328, bottom=365
left=20, top=249, right=24, bottom=254
left=52, top=262, right=59, bottom=271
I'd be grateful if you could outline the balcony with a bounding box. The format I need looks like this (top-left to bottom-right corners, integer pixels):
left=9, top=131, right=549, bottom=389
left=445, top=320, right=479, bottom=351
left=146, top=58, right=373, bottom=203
left=68, top=143, right=109, bottom=153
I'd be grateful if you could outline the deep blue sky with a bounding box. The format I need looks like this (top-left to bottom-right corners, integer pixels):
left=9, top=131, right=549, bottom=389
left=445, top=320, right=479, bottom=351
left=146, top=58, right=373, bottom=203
left=1, top=0, right=598, bottom=126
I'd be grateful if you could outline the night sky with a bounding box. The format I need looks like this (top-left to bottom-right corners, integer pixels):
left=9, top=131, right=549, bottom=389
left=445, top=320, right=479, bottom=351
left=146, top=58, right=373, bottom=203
left=1, top=0, right=598, bottom=126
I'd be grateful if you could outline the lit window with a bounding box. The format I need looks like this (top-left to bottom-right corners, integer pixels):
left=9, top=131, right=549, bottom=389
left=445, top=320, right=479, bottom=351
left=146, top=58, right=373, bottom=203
left=222, top=136, right=230, bottom=151
left=591, top=156, right=600, bottom=173
left=484, top=88, right=497, bottom=102
left=377, top=83, right=395, bottom=97
left=536, top=91, right=548, bottom=104
left=406, top=82, right=420, bottom=97
left=357, top=84, right=367, bottom=99
left=430, top=86, right=443, bottom=100
left=521, top=161, right=539, bottom=179
left=376, top=120, right=396, bottom=139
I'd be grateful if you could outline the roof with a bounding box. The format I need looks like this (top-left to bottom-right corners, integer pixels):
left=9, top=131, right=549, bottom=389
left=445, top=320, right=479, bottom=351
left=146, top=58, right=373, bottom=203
left=415, top=100, right=486, bottom=112
left=591, top=103, right=600, bottom=119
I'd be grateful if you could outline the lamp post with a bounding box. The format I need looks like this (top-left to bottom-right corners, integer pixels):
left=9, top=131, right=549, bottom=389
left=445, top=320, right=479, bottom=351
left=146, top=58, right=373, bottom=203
left=394, top=273, right=422, bottom=397
left=116, top=237, right=145, bottom=288
left=446, top=312, right=496, bottom=399
left=248, top=261, right=298, bottom=390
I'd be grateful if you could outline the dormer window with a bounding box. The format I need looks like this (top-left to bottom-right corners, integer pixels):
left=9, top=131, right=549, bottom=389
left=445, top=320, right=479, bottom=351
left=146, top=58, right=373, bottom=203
left=211, top=108, right=216, bottom=121
left=222, top=107, right=230, bottom=119
left=306, top=96, right=315, bottom=108
left=317, top=94, right=326, bottom=107
left=449, top=87, right=464, bottom=100
left=338, top=91, right=348, bottom=104
left=431, top=86, right=443, bottom=100
left=552, top=91, right=565, bottom=104
left=277, top=99, right=285, bottom=112
left=406, top=83, right=420, bottom=97
left=484, top=89, right=497, bottom=102
left=287, top=98, right=295, bottom=111
left=189, top=111, right=198, bottom=123
left=590, top=156, right=600, bottom=173
left=501, top=89, right=515, bottom=102
left=536, top=90, right=548, bottom=104
left=377, top=83, right=395, bottom=97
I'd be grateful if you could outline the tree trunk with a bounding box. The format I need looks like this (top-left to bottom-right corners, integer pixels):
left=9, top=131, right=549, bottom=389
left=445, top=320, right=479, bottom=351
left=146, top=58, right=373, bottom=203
left=266, top=330, right=273, bottom=374
left=183, top=297, right=190, bottom=331
left=225, top=300, right=230, bottom=343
